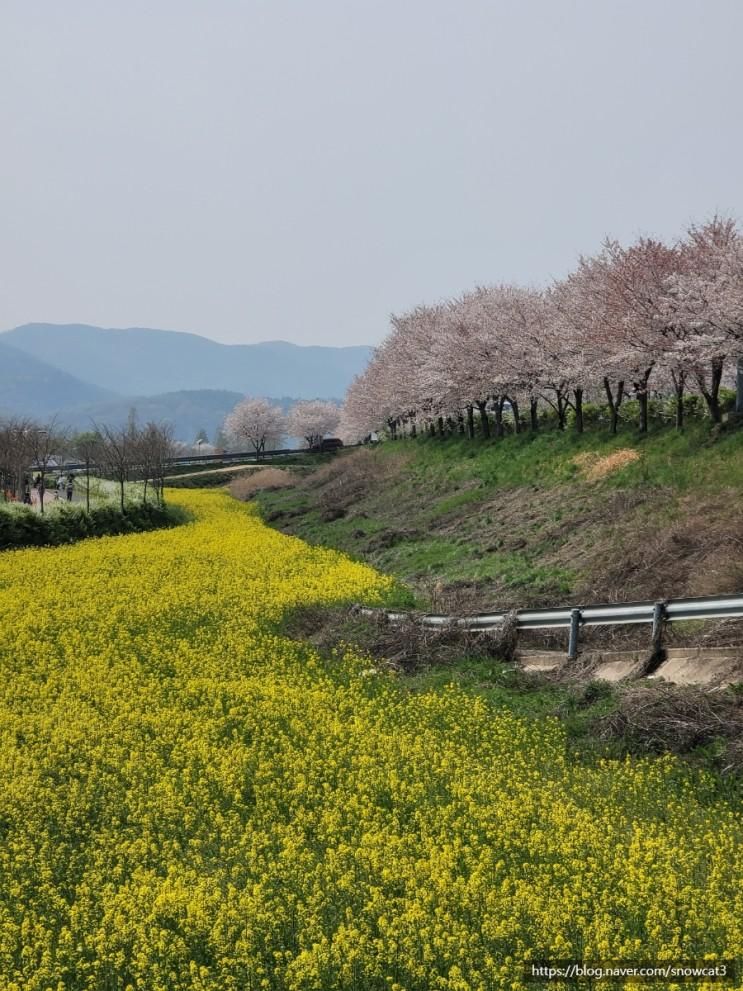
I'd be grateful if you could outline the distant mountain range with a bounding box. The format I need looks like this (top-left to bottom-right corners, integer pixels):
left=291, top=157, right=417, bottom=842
left=0, top=340, right=114, bottom=416
left=0, top=323, right=372, bottom=440
left=2, top=323, right=372, bottom=396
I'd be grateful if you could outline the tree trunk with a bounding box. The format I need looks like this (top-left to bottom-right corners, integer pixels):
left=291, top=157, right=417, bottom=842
left=457, top=412, right=465, bottom=435
left=85, top=463, right=91, bottom=513
left=672, top=370, right=686, bottom=430
left=466, top=405, right=475, bottom=439
left=556, top=391, right=567, bottom=431
left=604, top=377, right=624, bottom=435
left=494, top=398, right=504, bottom=437
left=437, top=416, right=445, bottom=437
left=119, top=479, right=125, bottom=513
left=697, top=356, right=725, bottom=424
left=573, top=388, right=584, bottom=434
left=635, top=366, right=654, bottom=433
left=638, top=391, right=648, bottom=433
left=143, top=477, right=149, bottom=504
left=476, top=401, right=490, bottom=439
left=736, top=356, right=743, bottom=414
left=410, top=416, right=417, bottom=439
left=510, top=398, right=521, bottom=434
left=530, top=397, right=539, bottom=432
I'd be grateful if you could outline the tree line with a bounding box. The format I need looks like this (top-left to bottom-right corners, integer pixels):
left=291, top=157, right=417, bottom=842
left=0, top=416, right=174, bottom=514
left=343, top=216, right=743, bottom=440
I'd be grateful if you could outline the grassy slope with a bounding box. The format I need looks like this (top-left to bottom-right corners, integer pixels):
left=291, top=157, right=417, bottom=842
left=256, top=421, right=743, bottom=612
left=260, top=425, right=743, bottom=784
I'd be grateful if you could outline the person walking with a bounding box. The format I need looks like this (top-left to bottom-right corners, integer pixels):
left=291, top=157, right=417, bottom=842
left=66, top=475, right=74, bottom=502
left=56, top=475, right=65, bottom=501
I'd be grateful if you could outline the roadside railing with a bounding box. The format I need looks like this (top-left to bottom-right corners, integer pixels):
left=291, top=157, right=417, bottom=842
left=359, top=594, right=743, bottom=660
left=60, top=443, right=359, bottom=474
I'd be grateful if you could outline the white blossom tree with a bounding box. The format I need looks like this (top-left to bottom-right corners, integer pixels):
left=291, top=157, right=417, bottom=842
left=287, top=400, right=341, bottom=448
left=664, top=216, right=743, bottom=422
left=224, top=398, right=286, bottom=460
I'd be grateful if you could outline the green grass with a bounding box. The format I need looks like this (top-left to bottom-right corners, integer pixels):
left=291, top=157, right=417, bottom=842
left=405, top=418, right=743, bottom=493
left=375, top=538, right=575, bottom=591
left=255, top=417, right=743, bottom=613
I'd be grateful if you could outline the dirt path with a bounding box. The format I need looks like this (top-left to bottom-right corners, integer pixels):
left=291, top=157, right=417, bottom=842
left=163, top=463, right=263, bottom=481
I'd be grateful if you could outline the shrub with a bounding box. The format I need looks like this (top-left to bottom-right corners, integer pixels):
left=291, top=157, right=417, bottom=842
left=0, top=502, right=188, bottom=551
left=166, top=469, right=244, bottom=488
left=229, top=469, right=295, bottom=501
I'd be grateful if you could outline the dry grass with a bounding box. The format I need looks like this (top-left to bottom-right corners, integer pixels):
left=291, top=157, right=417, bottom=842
left=305, top=448, right=411, bottom=521
left=595, top=682, right=743, bottom=773
left=229, top=469, right=296, bottom=501
left=284, top=604, right=518, bottom=673
left=589, top=492, right=743, bottom=604
left=573, top=448, right=641, bottom=481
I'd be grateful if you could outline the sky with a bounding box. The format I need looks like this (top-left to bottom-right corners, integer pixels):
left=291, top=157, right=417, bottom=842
left=1, top=0, right=742, bottom=347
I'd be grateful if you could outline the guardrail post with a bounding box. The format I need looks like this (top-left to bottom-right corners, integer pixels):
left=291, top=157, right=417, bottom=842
left=567, top=608, right=582, bottom=661
left=651, top=600, right=667, bottom=656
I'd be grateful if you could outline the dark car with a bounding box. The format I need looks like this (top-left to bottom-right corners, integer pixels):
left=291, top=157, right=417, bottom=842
left=312, top=437, right=344, bottom=453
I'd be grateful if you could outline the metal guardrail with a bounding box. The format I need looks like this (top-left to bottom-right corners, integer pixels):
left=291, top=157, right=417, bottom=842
left=59, top=446, right=307, bottom=472
left=360, top=594, right=743, bottom=660
left=59, top=443, right=360, bottom=474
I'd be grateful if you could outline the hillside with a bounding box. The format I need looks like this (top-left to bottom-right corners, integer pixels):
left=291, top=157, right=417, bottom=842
left=254, top=422, right=743, bottom=625
left=0, top=340, right=115, bottom=418
left=59, top=390, right=323, bottom=442
left=2, top=323, right=372, bottom=398
left=59, top=388, right=245, bottom=440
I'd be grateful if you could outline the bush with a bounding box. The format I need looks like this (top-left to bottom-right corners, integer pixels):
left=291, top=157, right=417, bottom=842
left=166, top=469, right=244, bottom=489
left=229, top=469, right=295, bottom=501
left=0, top=502, right=188, bottom=551
left=720, top=386, right=737, bottom=413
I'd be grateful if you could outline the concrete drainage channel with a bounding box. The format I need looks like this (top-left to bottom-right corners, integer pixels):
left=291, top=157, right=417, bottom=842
left=518, top=647, right=743, bottom=686
left=359, top=594, right=743, bottom=687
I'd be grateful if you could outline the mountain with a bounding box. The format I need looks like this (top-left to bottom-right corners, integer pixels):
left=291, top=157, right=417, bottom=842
left=64, top=391, right=329, bottom=443
left=0, top=340, right=116, bottom=419
left=2, top=324, right=372, bottom=398
left=59, top=389, right=290, bottom=443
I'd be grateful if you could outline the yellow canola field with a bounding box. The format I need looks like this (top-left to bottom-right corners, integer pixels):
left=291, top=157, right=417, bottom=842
left=0, top=490, right=740, bottom=991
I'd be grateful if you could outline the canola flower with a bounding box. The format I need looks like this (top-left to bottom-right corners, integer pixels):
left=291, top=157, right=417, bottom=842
left=0, top=490, right=740, bottom=991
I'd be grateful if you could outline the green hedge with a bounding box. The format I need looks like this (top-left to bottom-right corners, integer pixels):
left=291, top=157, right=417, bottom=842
left=0, top=502, right=189, bottom=551
left=165, top=469, right=245, bottom=488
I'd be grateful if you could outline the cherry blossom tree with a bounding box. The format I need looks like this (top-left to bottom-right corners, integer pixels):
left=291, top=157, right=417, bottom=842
left=664, top=216, right=743, bottom=422
left=224, top=398, right=286, bottom=459
left=558, top=238, right=681, bottom=433
left=552, top=261, right=631, bottom=434
left=342, top=363, right=385, bottom=441
left=287, top=400, right=341, bottom=448
left=502, top=286, right=582, bottom=432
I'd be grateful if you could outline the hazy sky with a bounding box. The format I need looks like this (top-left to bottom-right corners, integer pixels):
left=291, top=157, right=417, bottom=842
left=2, top=1, right=742, bottom=347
